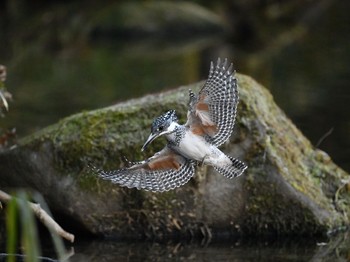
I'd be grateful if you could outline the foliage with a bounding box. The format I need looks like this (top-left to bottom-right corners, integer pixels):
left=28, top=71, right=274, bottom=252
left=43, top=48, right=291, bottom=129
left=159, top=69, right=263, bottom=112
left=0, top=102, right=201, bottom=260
left=4, top=191, right=69, bottom=262
left=0, top=64, right=9, bottom=117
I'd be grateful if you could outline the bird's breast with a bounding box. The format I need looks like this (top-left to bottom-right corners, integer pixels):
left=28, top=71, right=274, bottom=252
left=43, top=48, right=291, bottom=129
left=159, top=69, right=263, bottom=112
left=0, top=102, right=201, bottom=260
left=173, top=131, right=216, bottom=162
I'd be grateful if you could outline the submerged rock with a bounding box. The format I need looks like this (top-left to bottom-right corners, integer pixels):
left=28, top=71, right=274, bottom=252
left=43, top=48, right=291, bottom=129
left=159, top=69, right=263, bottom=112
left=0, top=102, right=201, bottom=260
left=0, top=74, right=349, bottom=240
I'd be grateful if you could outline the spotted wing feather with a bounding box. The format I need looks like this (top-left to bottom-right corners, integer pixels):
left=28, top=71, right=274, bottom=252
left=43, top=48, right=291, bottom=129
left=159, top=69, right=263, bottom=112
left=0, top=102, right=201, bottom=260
left=186, top=58, right=239, bottom=147
left=90, top=147, right=195, bottom=192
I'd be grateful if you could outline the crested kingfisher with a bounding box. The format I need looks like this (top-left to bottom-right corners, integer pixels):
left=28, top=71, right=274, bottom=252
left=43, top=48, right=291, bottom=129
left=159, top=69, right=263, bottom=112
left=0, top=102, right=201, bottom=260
left=92, top=58, right=247, bottom=192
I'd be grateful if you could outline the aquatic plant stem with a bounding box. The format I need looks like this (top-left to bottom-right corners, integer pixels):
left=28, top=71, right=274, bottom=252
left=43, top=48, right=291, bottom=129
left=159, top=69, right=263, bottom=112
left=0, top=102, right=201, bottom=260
left=0, top=189, right=75, bottom=243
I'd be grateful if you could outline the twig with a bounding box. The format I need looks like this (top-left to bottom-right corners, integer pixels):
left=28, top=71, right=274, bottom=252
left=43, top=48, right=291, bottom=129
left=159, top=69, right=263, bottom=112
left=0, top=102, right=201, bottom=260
left=0, top=190, right=75, bottom=243
left=0, top=90, right=9, bottom=111
left=316, top=127, right=334, bottom=148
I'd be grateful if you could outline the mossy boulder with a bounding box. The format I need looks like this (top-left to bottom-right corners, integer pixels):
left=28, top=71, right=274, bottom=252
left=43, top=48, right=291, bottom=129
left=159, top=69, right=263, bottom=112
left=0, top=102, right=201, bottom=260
left=0, top=74, right=349, bottom=240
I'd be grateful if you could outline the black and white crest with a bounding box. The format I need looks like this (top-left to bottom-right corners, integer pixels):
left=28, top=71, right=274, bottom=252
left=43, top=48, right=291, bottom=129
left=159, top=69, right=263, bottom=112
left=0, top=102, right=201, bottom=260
left=151, top=110, right=178, bottom=134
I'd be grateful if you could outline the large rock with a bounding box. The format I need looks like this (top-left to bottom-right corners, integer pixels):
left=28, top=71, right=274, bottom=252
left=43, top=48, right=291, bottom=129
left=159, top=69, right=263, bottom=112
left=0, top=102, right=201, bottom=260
left=0, top=74, right=349, bottom=240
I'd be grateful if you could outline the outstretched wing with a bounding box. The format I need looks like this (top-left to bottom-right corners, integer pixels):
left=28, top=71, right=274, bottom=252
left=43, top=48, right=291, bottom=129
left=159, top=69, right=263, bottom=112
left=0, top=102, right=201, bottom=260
left=90, top=147, right=195, bottom=192
left=186, top=58, right=239, bottom=147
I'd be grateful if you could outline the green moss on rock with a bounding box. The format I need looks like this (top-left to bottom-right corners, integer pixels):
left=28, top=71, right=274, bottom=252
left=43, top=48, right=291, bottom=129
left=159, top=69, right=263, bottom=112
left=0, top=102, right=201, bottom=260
left=0, top=74, right=348, bottom=239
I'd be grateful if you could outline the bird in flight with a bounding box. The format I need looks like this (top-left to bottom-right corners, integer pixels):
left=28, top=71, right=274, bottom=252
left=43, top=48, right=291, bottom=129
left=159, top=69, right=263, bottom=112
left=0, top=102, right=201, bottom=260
left=91, top=58, right=247, bottom=192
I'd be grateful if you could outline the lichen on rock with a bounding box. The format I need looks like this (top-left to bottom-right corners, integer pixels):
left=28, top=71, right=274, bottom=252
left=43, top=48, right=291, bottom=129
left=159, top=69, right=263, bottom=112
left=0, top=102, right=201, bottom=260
left=0, top=74, right=348, bottom=240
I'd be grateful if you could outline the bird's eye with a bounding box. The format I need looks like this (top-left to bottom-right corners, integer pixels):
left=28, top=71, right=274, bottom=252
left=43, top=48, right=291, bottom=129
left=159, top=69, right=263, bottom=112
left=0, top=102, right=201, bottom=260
left=158, top=126, right=164, bottom=132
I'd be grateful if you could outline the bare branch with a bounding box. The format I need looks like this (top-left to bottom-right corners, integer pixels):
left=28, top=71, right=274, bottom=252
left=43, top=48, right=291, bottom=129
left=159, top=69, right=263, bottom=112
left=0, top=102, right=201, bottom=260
left=0, top=190, right=75, bottom=243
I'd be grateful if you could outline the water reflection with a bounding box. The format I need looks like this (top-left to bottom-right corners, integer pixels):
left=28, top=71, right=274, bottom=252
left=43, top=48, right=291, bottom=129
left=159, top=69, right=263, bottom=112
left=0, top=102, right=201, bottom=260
left=1, top=232, right=349, bottom=262
left=62, top=232, right=349, bottom=262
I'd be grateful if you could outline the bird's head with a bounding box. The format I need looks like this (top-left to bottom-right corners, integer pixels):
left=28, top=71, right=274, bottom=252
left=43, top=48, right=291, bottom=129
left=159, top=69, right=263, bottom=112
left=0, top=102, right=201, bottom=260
left=141, top=110, right=178, bottom=151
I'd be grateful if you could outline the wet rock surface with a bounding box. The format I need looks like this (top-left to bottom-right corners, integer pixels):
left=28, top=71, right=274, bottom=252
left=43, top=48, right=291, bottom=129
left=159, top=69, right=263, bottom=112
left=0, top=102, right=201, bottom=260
left=0, top=74, right=349, bottom=239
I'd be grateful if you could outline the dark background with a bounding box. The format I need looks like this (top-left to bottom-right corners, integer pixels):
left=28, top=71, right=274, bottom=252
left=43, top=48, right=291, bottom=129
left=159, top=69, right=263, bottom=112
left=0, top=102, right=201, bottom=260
left=1, top=0, right=349, bottom=172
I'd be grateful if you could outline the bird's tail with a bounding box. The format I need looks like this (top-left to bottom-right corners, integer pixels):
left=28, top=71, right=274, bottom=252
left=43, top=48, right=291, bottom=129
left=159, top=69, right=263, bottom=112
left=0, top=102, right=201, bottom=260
left=214, top=156, right=247, bottom=179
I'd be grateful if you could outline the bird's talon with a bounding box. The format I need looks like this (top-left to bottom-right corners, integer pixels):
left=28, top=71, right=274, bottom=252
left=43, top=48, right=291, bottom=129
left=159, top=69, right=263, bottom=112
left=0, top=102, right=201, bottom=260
left=201, top=155, right=208, bottom=166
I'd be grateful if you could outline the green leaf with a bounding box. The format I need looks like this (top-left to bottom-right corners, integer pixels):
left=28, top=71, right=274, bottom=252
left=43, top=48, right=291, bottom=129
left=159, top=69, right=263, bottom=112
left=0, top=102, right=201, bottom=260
left=6, top=197, right=18, bottom=262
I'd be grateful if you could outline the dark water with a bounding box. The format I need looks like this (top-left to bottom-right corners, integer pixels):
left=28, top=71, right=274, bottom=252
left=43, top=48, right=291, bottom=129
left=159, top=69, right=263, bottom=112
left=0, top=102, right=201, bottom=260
left=1, top=233, right=350, bottom=262
left=59, top=235, right=350, bottom=262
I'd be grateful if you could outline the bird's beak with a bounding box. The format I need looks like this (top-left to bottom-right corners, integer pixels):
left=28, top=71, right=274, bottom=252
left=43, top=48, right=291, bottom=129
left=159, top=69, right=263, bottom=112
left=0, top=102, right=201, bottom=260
left=141, top=133, right=160, bottom=151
